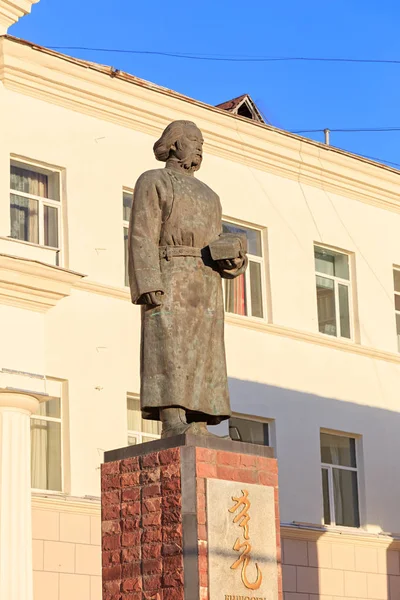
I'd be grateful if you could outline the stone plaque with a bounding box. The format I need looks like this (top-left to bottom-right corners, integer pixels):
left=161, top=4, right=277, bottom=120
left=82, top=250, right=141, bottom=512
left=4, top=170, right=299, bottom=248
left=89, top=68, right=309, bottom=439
left=206, top=479, right=278, bottom=600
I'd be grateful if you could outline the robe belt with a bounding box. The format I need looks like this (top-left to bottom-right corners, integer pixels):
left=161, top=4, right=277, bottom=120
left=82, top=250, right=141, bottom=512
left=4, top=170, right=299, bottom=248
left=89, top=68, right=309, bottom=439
left=159, top=245, right=203, bottom=261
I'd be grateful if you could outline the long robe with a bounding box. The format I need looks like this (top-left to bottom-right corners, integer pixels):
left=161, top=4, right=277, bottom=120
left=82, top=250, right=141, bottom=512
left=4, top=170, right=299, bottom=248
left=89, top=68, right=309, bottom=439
left=128, top=167, right=244, bottom=425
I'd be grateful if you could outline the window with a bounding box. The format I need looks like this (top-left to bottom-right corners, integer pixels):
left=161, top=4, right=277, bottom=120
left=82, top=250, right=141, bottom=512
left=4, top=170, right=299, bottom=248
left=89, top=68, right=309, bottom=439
left=31, top=398, right=62, bottom=492
left=123, top=190, right=133, bottom=286
left=229, top=416, right=269, bottom=446
left=127, top=396, right=161, bottom=445
left=320, top=432, right=360, bottom=527
left=222, top=221, right=265, bottom=319
left=393, top=268, right=400, bottom=351
left=10, top=161, right=61, bottom=253
left=315, top=245, right=352, bottom=339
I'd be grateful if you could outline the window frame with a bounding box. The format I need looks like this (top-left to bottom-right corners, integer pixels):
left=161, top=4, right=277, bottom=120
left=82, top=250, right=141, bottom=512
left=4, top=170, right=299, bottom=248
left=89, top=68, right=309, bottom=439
left=393, top=266, right=400, bottom=351
left=10, top=158, right=63, bottom=264
left=222, top=217, right=267, bottom=321
left=320, top=429, right=361, bottom=528
left=229, top=412, right=271, bottom=446
left=30, top=396, right=64, bottom=494
left=123, top=188, right=134, bottom=287
left=127, top=394, right=161, bottom=445
left=314, top=244, right=354, bottom=341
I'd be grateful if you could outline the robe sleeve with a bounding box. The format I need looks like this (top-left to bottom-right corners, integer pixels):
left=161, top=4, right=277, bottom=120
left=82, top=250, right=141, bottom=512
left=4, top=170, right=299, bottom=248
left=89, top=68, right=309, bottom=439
left=128, top=171, right=165, bottom=304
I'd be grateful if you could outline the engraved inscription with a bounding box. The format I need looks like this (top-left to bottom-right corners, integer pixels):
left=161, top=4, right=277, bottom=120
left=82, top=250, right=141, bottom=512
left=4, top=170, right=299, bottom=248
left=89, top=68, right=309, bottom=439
left=229, top=490, right=263, bottom=590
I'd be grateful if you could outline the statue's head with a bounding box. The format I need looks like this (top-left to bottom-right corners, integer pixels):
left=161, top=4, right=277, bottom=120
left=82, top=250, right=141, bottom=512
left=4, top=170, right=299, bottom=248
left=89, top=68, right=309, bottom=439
left=153, top=120, right=204, bottom=173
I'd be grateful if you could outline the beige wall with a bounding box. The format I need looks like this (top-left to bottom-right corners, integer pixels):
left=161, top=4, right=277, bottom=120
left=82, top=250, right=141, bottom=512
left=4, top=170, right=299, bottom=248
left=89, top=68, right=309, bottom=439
left=282, top=527, right=400, bottom=600
left=32, top=498, right=101, bottom=600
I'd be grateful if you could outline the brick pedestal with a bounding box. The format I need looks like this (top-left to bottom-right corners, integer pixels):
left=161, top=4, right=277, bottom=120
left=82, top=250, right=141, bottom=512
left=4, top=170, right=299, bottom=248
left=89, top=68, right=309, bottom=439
left=101, top=434, right=282, bottom=600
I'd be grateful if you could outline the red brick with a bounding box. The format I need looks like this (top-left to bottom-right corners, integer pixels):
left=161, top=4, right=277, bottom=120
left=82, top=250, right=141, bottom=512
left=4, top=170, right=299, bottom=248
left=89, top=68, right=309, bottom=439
left=161, top=464, right=180, bottom=481
left=163, top=589, right=184, bottom=600
left=103, top=520, right=121, bottom=535
left=142, top=543, right=162, bottom=559
left=258, top=471, right=277, bottom=486
left=143, top=559, right=162, bottom=575
left=159, top=447, right=180, bottom=465
left=121, top=578, right=142, bottom=593
left=102, top=474, right=121, bottom=491
left=142, top=484, right=161, bottom=498
left=142, top=511, right=162, bottom=527
left=103, top=491, right=121, bottom=506
left=122, top=563, right=141, bottom=579
left=197, top=509, right=206, bottom=525
left=196, top=447, right=216, bottom=463
left=103, top=505, right=120, bottom=521
left=163, top=570, right=184, bottom=587
left=103, top=550, right=121, bottom=567
left=196, top=478, right=205, bottom=494
left=121, top=502, right=141, bottom=518
left=143, top=594, right=162, bottom=600
left=121, top=517, right=140, bottom=532
left=141, top=469, right=161, bottom=485
left=121, top=594, right=141, bottom=600
left=240, top=454, right=257, bottom=468
left=103, top=594, right=122, bottom=600
left=198, top=541, right=207, bottom=557
left=121, top=472, right=140, bottom=487
left=103, top=580, right=121, bottom=595
left=103, top=565, right=122, bottom=581
left=199, top=570, right=208, bottom=586
left=163, top=554, right=183, bottom=572
left=162, top=510, right=181, bottom=525
left=102, top=461, right=121, bottom=475
left=142, top=498, right=161, bottom=514
left=122, top=488, right=140, bottom=502
left=198, top=553, right=207, bottom=572
left=143, top=574, right=162, bottom=591
left=162, top=543, right=182, bottom=556
left=162, top=495, right=181, bottom=511
left=121, top=457, right=140, bottom=473
left=161, top=479, right=181, bottom=495
left=141, top=452, right=160, bottom=468
left=196, top=463, right=217, bottom=478
left=256, top=456, right=277, bottom=472
left=122, top=531, right=141, bottom=547
left=142, top=528, right=162, bottom=544
left=122, top=547, right=141, bottom=563
left=235, top=468, right=258, bottom=484
left=216, top=451, right=241, bottom=467
left=198, top=525, right=207, bottom=541
left=215, top=465, right=236, bottom=481
left=103, top=534, right=121, bottom=551
left=196, top=491, right=205, bottom=511
left=162, top=524, right=182, bottom=543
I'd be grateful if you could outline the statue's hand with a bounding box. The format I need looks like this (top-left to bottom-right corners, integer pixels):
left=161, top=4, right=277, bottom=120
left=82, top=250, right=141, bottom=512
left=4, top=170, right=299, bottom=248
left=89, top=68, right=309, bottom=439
left=141, top=291, right=163, bottom=306
left=217, top=257, right=244, bottom=270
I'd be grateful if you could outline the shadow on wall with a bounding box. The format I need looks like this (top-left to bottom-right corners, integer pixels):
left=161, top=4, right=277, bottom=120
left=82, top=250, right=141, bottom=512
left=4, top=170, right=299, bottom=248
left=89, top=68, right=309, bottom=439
left=209, top=377, right=400, bottom=599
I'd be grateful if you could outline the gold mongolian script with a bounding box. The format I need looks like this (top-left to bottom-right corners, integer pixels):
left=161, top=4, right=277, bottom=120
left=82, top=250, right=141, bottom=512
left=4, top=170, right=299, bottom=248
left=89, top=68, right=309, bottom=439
left=228, top=489, right=263, bottom=590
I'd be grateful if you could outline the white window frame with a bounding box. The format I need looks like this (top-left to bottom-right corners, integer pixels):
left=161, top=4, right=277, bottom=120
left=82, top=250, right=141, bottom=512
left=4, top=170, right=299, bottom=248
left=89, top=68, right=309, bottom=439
left=229, top=412, right=272, bottom=446
left=10, top=158, right=63, bottom=264
left=320, top=430, right=360, bottom=528
left=222, top=218, right=267, bottom=321
left=393, top=267, right=400, bottom=351
left=30, top=395, right=64, bottom=494
left=127, top=394, right=161, bottom=445
left=314, top=244, right=354, bottom=341
left=123, top=188, right=134, bottom=287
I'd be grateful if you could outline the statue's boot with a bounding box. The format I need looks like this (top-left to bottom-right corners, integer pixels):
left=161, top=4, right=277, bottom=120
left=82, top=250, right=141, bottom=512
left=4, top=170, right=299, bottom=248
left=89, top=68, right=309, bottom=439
left=160, top=407, right=190, bottom=438
left=187, top=421, right=217, bottom=437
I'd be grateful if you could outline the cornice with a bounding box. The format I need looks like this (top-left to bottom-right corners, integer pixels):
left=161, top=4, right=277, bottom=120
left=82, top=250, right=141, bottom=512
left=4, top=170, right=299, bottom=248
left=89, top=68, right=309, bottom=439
left=0, top=0, right=39, bottom=34
left=281, top=524, right=400, bottom=549
left=1, top=37, right=400, bottom=214
left=75, top=278, right=400, bottom=365
left=32, top=493, right=101, bottom=515
left=0, top=253, right=84, bottom=312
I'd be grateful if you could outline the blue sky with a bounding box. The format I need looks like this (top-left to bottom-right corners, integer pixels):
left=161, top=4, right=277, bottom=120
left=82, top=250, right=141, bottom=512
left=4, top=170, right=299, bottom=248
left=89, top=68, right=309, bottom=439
left=10, top=0, right=400, bottom=168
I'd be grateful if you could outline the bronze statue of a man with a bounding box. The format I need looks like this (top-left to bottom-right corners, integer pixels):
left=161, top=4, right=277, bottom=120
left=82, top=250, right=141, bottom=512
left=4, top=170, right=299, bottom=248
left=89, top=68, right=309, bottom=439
left=128, top=120, right=247, bottom=437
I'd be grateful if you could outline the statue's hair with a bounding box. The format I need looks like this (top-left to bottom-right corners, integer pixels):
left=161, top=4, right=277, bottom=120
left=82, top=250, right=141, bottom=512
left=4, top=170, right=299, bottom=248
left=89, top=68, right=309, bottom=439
left=153, top=120, right=199, bottom=162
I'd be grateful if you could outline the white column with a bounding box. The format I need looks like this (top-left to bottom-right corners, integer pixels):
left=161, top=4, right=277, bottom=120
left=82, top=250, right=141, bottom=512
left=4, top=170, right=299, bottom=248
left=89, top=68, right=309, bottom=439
left=0, top=392, right=40, bottom=600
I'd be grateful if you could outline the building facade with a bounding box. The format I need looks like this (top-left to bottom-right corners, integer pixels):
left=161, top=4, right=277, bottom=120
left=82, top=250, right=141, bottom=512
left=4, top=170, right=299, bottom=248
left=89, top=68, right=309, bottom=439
left=2, top=5, right=400, bottom=599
